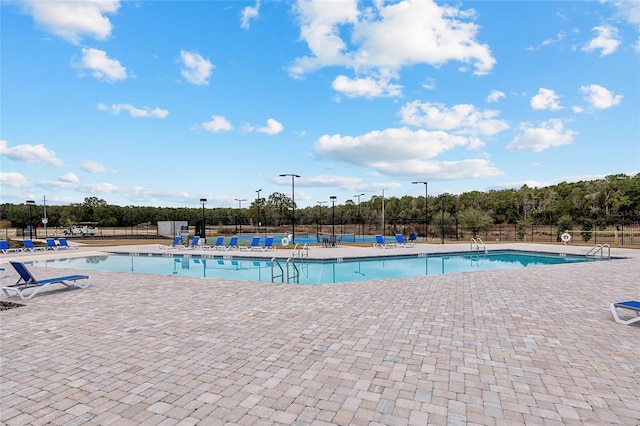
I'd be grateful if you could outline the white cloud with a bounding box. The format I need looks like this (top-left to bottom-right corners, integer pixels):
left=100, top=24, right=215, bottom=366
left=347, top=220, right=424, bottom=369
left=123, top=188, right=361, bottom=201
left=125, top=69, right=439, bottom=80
left=78, top=48, right=127, bottom=82
left=0, top=140, right=64, bottom=166
left=613, top=1, right=640, bottom=25
left=241, top=1, right=260, bottom=29
left=582, top=26, right=620, bottom=56
left=332, top=74, right=402, bottom=98
left=314, top=127, right=502, bottom=179
left=507, top=119, right=577, bottom=152
left=180, top=50, right=214, bottom=86
left=16, top=0, right=120, bottom=44
left=579, top=84, right=623, bottom=109
left=290, top=0, right=495, bottom=78
left=257, top=119, right=284, bottom=135
left=97, top=103, right=169, bottom=118
left=487, top=90, right=506, bottom=103
left=530, top=88, right=562, bottom=111
left=201, top=115, right=232, bottom=132
left=60, top=172, right=80, bottom=183
left=399, top=101, right=509, bottom=137
left=82, top=161, right=114, bottom=173
left=0, top=172, right=29, bottom=189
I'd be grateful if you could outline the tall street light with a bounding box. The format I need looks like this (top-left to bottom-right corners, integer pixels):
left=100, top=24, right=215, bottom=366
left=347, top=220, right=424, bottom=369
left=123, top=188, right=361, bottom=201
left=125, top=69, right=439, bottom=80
left=235, top=198, right=246, bottom=234
left=440, top=195, right=445, bottom=244
left=353, top=193, right=365, bottom=241
left=26, top=200, right=35, bottom=239
left=330, top=196, right=337, bottom=237
left=255, top=188, right=262, bottom=234
left=316, top=201, right=327, bottom=234
left=200, top=198, right=207, bottom=240
left=412, top=181, right=428, bottom=241
left=279, top=173, right=300, bottom=243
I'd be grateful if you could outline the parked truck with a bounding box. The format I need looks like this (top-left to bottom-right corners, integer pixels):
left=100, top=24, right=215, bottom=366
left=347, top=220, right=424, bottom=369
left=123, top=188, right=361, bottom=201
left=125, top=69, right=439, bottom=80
left=63, top=222, right=99, bottom=236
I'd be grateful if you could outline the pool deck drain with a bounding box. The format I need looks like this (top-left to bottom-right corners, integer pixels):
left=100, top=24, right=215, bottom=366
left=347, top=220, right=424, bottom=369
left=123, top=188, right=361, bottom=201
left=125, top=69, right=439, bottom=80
left=1, top=242, right=639, bottom=425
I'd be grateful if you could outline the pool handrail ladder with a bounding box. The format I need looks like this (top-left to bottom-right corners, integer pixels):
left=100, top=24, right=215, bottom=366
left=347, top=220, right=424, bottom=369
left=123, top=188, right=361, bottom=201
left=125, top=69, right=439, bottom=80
left=585, top=243, right=610, bottom=260
left=270, top=257, right=300, bottom=283
left=292, top=243, right=309, bottom=260
left=471, top=237, right=486, bottom=253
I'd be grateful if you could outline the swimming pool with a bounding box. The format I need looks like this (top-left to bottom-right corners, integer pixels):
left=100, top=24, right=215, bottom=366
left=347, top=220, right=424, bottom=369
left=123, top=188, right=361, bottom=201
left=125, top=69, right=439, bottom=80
left=26, top=250, right=594, bottom=285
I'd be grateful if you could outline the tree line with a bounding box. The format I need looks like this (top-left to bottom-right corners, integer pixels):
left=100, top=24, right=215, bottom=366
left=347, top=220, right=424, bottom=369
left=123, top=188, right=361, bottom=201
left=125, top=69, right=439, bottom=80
left=1, top=174, right=639, bottom=236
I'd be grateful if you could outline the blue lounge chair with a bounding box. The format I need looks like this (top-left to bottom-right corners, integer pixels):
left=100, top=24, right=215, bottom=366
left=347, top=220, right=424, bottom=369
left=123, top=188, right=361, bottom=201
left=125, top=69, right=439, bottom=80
left=261, top=236, right=275, bottom=251
left=0, top=240, right=22, bottom=254
left=395, top=234, right=415, bottom=247
left=23, top=239, right=46, bottom=252
left=57, top=238, right=78, bottom=250
left=207, top=236, right=225, bottom=250
left=243, top=236, right=261, bottom=251
left=225, top=236, right=239, bottom=250
left=2, top=261, right=90, bottom=300
left=374, top=234, right=394, bottom=248
left=610, top=300, right=640, bottom=325
left=160, top=236, right=182, bottom=249
left=46, top=238, right=59, bottom=250
left=183, top=236, right=201, bottom=249
left=408, top=232, right=418, bottom=243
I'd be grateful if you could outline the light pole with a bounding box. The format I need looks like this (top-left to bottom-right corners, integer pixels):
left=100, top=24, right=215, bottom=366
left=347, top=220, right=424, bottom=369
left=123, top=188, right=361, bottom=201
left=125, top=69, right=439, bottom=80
left=440, top=195, right=445, bottom=244
left=200, top=198, right=207, bottom=239
left=412, top=181, right=428, bottom=241
left=234, top=198, right=246, bottom=234
left=317, top=201, right=327, bottom=234
left=279, top=173, right=300, bottom=243
left=255, top=188, right=262, bottom=234
left=330, top=196, right=337, bottom=237
left=353, top=193, right=364, bottom=241
left=26, top=200, right=35, bottom=239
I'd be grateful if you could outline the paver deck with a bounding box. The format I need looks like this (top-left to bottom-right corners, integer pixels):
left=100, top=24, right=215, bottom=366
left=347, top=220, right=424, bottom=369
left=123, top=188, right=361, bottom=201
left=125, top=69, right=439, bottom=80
left=1, top=242, right=639, bottom=425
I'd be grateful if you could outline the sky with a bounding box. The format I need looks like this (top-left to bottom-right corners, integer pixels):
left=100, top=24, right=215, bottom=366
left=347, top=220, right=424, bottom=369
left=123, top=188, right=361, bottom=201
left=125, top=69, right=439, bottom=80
left=1, top=0, right=639, bottom=210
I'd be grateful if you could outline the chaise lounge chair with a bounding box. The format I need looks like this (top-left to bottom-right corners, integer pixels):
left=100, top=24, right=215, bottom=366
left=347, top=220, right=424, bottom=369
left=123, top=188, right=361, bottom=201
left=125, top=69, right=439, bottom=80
left=610, top=300, right=640, bottom=325
left=22, top=239, right=47, bottom=252
left=395, top=234, right=415, bottom=247
left=160, top=236, right=182, bottom=249
left=224, top=236, right=239, bottom=250
left=374, top=234, right=394, bottom=249
left=183, top=236, right=201, bottom=249
left=2, top=261, right=91, bottom=300
left=0, top=240, right=22, bottom=254
left=261, top=236, right=275, bottom=251
left=57, top=238, right=78, bottom=250
left=208, top=236, right=225, bottom=250
left=243, top=236, right=261, bottom=251
left=46, top=238, right=59, bottom=250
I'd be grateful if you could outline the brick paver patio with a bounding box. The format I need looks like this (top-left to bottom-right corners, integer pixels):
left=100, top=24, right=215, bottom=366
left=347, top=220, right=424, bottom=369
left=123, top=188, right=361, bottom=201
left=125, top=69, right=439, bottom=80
left=1, top=243, right=638, bottom=425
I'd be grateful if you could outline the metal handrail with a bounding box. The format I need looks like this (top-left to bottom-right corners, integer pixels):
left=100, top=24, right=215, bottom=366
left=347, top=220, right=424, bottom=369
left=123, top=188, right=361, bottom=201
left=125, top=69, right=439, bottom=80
left=271, top=257, right=284, bottom=282
left=286, top=257, right=300, bottom=283
left=585, top=244, right=611, bottom=260
left=471, top=237, right=486, bottom=252
left=293, top=243, right=309, bottom=260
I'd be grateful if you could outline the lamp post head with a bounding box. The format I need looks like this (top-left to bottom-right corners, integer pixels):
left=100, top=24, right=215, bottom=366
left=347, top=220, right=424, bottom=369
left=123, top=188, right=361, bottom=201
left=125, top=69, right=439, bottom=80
left=26, top=200, right=35, bottom=205
left=200, top=198, right=207, bottom=205
left=330, top=196, right=337, bottom=202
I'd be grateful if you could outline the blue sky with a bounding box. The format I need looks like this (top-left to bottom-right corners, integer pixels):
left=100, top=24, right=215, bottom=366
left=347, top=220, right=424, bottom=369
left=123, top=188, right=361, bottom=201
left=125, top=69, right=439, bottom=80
left=1, top=0, right=639, bottom=209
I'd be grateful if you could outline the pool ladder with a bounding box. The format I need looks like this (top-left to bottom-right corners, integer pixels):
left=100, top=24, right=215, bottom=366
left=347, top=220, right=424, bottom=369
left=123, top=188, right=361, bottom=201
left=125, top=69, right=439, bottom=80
left=270, top=257, right=300, bottom=283
left=471, top=237, right=486, bottom=253
left=585, top=244, right=610, bottom=260
left=292, top=243, right=309, bottom=260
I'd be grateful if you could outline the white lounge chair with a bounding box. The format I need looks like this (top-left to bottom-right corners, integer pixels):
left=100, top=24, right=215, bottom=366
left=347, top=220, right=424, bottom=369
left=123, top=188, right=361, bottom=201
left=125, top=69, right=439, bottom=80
left=3, top=261, right=90, bottom=300
left=610, top=300, right=640, bottom=325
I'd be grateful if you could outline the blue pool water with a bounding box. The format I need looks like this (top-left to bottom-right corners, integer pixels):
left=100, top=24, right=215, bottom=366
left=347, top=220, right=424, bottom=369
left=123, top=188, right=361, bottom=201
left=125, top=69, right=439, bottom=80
left=27, top=251, right=591, bottom=285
